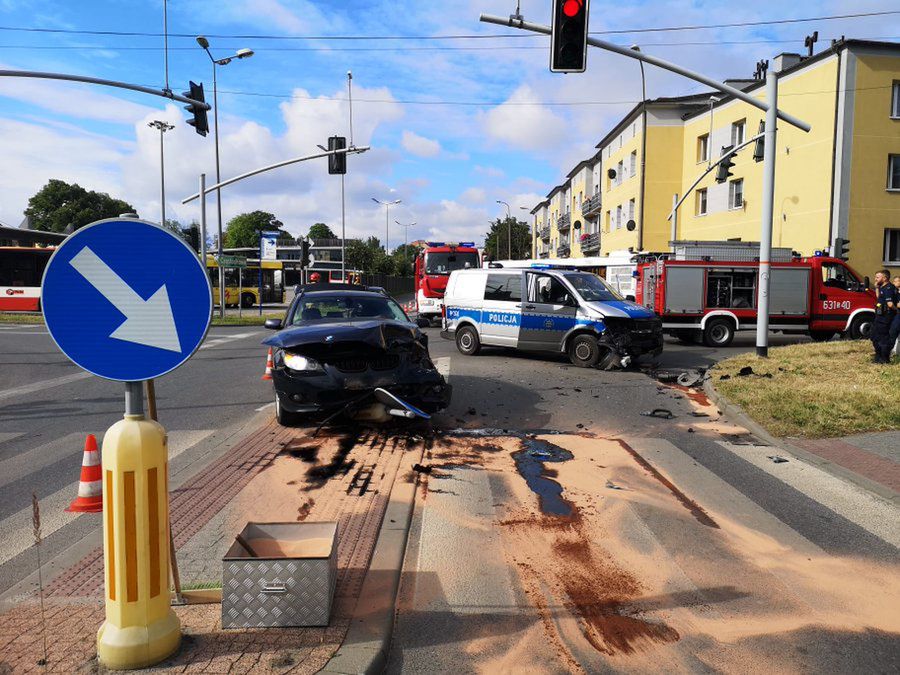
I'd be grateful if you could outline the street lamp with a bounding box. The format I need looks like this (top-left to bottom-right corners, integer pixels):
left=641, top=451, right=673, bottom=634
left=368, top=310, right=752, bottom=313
left=148, top=120, right=174, bottom=227
left=496, top=200, right=511, bottom=259
left=372, top=197, right=401, bottom=251
left=196, top=35, right=254, bottom=317
left=394, top=220, right=416, bottom=265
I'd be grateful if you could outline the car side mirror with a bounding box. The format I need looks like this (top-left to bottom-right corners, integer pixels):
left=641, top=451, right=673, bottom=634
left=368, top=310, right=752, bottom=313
left=264, top=318, right=283, bottom=330
left=625, top=294, right=636, bottom=302
left=864, top=276, right=871, bottom=291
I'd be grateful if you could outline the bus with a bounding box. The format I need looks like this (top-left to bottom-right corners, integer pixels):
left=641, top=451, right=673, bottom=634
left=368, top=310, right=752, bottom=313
left=0, top=247, right=54, bottom=311
left=206, top=256, right=286, bottom=308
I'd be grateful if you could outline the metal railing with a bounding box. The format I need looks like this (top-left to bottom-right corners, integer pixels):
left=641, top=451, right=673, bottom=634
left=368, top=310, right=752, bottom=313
left=556, top=244, right=571, bottom=258
left=581, top=194, right=602, bottom=217
left=580, top=232, right=601, bottom=252
left=557, top=213, right=571, bottom=231
left=538, top=226, right=551, bottom=240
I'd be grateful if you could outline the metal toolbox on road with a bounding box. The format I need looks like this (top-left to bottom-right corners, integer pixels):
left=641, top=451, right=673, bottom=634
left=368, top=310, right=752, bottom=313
left=222, top=521, right=338, bottom=628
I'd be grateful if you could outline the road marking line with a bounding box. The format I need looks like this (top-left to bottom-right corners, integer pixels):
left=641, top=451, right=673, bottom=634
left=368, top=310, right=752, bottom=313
left=0, top=331, right=49, bottom=334
left=0, top=432, right=24, bottom=446
left=716, top=440, right=900, bottom=548
left=0, top=430, right=213, bottom=567
left=199, top=331, right=260, bottom=350
left=435, top=357, right=451, bottom=381
left=0, top=432, right=95, bottom=491
left=255, top=402, right=275, bottom=412
left=0, top=371, right=92, bottom=402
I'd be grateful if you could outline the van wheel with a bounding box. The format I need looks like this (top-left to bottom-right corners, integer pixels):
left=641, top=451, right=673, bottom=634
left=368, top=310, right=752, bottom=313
left=241, top=293, right=255, bottom=308
left=809, top=330, right=836, bottom=342
left=848, top=314, right=873, bottom=340
left=703, top=318, right=735, bottom=347
left=568, top=334, right=601, bottom=368
left=455, top=325, right=481, bottom=356
left=275, top=395, right=302, bottom=427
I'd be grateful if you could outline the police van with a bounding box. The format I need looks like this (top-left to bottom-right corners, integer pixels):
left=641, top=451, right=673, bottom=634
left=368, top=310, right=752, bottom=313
left=440, top=265, right=663, bottom=368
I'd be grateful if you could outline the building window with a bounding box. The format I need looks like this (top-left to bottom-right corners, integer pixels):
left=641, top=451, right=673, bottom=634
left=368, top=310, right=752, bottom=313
left=628, top=198, right=635, bottom=222
left=889, top=154, right=900, bottom=190
left=731, top=119, right=746, bottom=146
left=617, top=160, right=624, bottom=185
left=729, top=179, right=744, bottom=209
left=615, top=205, right=623, bottom=229
left=630, top=151, right=637, bottom=176
left=696, top=188, right=708, bottom=216
left=886, top=229, right=900, bottom=264
left=697, top=134, right=709, bottom=163
left=892, top=81, right=900, bottom=118
left=605, top=210, right=611, bottom=232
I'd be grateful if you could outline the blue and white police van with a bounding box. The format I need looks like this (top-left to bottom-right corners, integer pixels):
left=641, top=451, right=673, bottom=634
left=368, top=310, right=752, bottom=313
left=440, top=265, right=663, bottom=368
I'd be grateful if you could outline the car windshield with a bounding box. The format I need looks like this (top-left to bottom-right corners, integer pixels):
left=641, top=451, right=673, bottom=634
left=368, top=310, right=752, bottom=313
left=425, top=251, right=480, bottom=275
left=564, top=273, right=623, bottom=302
left=290, top=294, right=408, bottom=325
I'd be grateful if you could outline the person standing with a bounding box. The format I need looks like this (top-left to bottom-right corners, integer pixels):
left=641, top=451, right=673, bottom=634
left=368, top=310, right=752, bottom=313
left=890, top=275, right=900, bottom=358
left=871, top=270, right=898, bottom=364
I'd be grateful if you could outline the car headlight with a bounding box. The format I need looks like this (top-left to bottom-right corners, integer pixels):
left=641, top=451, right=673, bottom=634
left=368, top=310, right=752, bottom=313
left=283, top=353, right=323, bottom=372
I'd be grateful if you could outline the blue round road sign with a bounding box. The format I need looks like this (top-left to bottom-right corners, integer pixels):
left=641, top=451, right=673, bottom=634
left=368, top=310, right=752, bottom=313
left=42, top=218, right=212, bottom=381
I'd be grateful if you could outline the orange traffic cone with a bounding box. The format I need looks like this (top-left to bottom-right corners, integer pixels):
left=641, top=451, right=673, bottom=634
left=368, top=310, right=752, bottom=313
left=261, top=348, right=274, bottom=381
left=67, top=434, right=102, bottom=513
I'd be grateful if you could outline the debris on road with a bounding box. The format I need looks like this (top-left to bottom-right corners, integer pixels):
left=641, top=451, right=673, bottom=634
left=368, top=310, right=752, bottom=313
left=412, top=463, right=433, bottom=474
left=676, top=370, right=705, bottom=388
left=768, top=455, right=789, bottom=464
left=641, top=408, right=675, bottom=419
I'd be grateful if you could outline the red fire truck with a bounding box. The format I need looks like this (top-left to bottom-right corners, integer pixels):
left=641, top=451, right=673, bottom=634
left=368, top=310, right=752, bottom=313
left=635, top=241, right=875, bottom=347
left=414, top=241, right=481, bottom=322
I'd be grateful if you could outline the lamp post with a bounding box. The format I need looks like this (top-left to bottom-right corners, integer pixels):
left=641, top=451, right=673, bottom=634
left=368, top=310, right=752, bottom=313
left=196, top=36, right=254, bottom=318
left=148, top=120, right=174, bottom=226
left=394, top=220, right=416, bottom=269
left=496, top=200, right=511, bottom=259
left=519, top=205, right=531, bottom=258
left=631, top=45, right=647, bottom=252
left=372, top=197, right=401, bottom=251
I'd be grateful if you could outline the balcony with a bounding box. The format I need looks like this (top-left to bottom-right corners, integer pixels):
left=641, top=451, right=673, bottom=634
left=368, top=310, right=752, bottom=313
left=538, top=251, right=549, bottom=259
left=581, top=194, right=602, bottom=218
left=538, top=226, right=551, bottom=240
left=579, top=231, right=600, bottom=253
left=556, top=244, right=571, bottom=258
left=557, top=213, right=571, bottom=232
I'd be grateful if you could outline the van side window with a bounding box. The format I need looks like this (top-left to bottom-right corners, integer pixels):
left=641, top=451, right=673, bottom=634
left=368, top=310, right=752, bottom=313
left=485, top=273, right=522, bottom=302
left=526, top=273, right=571, bottom=305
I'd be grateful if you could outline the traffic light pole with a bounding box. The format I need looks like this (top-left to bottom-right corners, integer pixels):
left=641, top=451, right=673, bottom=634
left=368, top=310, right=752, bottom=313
left=479, top=12, right=808, bottom=357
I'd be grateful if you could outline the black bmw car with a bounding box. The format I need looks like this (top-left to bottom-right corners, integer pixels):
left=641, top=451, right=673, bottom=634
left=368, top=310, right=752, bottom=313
left=262, top=283, right=451, bottom=425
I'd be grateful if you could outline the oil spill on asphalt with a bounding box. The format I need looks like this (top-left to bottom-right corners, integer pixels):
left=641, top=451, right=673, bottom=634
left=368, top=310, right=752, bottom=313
left=615, top=439, right=719, bottom=528
left=669, top=383, right=713, bottom=407
left=305, top=428, right=363, bottom=485
left=511, top=437, right=575, bottom=517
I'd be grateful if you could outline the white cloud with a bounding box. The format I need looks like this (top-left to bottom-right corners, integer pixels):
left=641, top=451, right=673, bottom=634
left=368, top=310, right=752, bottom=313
left=483, top=85, right=568, bottom=152
left=460, top=187, right=486, bottom=203
left=400, top=130, right=442, bottom=158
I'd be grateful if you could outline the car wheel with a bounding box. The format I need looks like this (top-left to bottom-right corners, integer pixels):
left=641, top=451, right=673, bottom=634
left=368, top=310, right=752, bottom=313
left=809, top=330, right=836, bottom=342
left=455, top=325, right=481, bottom=356
left=568, top=334, right=601, bottom=368
left=241, top=293, right=255, bottom=309
left=848, top=314, right=873, bottom=340
left=274, top=394, right=302, bottom=427
left=703, top=318, right=735, bottom=347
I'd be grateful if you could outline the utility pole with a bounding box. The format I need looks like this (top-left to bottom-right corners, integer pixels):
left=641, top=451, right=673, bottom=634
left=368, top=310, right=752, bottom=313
left=756, top=70, right=778, bottom=357
left=148, top=121, right=174, bottom=226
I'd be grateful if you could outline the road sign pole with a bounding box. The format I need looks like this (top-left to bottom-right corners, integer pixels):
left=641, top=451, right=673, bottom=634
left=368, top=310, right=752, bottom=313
left=238, top=266, right=243, bottom=319
left=341, top=173, right=346, bottom=280
left=199, top=174, right=207, bottom=265
left=756, top=70, right=778, bottom=358
left=97, top=380, right=181, bottom=668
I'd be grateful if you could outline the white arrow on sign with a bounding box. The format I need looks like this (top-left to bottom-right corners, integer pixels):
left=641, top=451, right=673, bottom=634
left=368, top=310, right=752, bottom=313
left=69, top=246, right=182, bottom=353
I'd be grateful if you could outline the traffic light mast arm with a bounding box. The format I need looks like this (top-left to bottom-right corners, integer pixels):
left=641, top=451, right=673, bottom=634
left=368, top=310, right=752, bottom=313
left=0, top=69, right=210, bottom=110
left=180, top=145, right=370, bottom=204
left=478, top=13, right=811, bottom=133
left=666, top=133, right=763, bottom=222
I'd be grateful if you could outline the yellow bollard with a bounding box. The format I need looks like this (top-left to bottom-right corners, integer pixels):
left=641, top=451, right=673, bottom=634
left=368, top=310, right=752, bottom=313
left=96, top=413, right=180, bottom=669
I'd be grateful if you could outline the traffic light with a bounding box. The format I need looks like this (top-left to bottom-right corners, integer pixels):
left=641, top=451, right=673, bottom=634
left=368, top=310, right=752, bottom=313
left=833, top=237, right=850, bottom=260
left=550, top=0, right=590, bottom=73
left=299, top=238, right=310, bottom=268
left=752, top=120, right=765, bottom=162
left=183, top=81, right=209, bottom=136
left=715, top=146, right=735, bottom=183
left=328, top=136, right=347, bottom=175
left=184, top=224, right=200, bottom=252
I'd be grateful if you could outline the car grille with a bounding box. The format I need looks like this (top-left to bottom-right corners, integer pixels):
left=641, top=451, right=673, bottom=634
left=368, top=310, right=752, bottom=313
left=329, top=354, right=401, bottom=373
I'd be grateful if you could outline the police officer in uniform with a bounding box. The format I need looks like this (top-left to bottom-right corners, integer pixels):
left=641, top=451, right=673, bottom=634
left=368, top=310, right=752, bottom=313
left=871, top=269, right=898, bottom=364
left=890, top=275, right=900, bottom=358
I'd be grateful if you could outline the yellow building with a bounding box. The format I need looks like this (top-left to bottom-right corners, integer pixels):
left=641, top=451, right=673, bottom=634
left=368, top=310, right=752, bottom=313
left=532, top=39, right=900, bottom=277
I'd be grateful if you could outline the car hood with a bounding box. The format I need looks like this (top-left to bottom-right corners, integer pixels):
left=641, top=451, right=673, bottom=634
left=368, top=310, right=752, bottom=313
left=262, top=319, right=423, bottom=351
left=583, top=300, right=656, bottom=319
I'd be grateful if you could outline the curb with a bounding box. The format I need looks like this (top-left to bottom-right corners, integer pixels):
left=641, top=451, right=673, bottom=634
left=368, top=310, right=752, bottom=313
left=319, top=450, right=422, bottom=674
left=702, top=378, right=899, bottom=504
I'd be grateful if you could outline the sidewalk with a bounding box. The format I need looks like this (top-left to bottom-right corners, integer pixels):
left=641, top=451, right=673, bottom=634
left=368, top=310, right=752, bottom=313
left=0, top=420, right=426, bottom=673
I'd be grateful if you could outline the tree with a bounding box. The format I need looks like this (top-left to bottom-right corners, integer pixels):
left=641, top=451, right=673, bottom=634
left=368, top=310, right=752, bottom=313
left=345, top=238, right=375, bottom=272
left=391, top=243, right=422, bottom=276
left=24, top=179, right=136, bottom=233
left=307, top=223, right=336, bottom=239
left=484, top=217, right=530, bottom=261
left=372, top=248, right=396, bottom=275
left=223, top=211, right=292, bottom=248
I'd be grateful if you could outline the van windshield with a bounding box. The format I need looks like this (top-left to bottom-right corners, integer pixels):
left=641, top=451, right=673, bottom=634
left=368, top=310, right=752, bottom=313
left=564, top=273, right=623, bottom=302
left=425, top=251, right=480, bottom=275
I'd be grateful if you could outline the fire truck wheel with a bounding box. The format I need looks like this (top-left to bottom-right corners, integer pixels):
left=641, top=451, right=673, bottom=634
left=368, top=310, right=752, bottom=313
left=455, top=325, right=481, bottom=356
left=568, top=334, right=601, bottom=368
left=703, top=318, right=735, bottom=347
left=848, top=314, right=873, bottom=340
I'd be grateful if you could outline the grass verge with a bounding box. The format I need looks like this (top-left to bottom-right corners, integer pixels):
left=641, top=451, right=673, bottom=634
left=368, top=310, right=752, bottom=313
left=0, top=312, right=43, bottom=324
left=0, top=312, right=283, bottom=327
left=710, top=341, right=900, bottom=438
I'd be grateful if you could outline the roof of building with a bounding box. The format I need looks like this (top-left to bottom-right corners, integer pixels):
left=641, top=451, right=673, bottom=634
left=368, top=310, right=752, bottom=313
left=565, top=159, right=593, bottom=179
left=594, top=93, right=712, bottom=150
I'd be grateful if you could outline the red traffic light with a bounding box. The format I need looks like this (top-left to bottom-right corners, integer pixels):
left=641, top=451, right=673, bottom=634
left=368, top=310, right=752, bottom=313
left=563, top=0, right=583, bottom=17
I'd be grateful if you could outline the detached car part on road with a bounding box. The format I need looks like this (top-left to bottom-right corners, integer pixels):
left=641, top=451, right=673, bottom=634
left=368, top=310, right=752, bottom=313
left=441, top=266, right=663, bottom=369
left=263, top=283, right=451, bottom=426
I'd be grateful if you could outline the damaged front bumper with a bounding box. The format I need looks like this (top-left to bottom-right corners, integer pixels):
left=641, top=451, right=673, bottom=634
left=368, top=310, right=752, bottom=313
left=600, top=317, right=664, bottom=360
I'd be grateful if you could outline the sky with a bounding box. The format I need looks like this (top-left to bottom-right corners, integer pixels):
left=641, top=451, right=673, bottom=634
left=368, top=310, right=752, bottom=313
left=0, top=0, right=898, bottom=248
